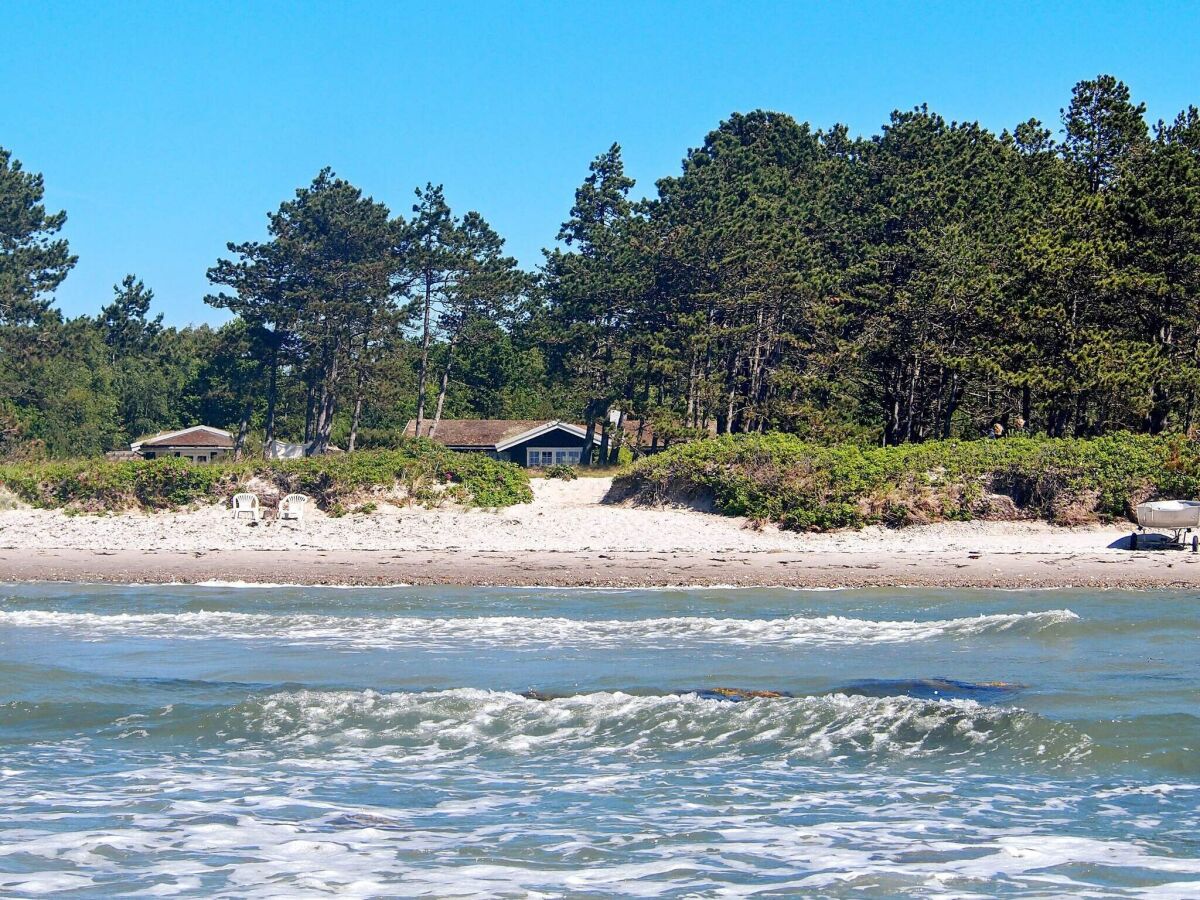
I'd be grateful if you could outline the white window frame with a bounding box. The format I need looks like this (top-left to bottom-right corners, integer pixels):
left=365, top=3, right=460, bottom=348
left=526, top=447, right=580, bottom=467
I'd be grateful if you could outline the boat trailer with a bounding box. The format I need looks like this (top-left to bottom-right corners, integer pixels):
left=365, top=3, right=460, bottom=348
left=1132, top=500, right=1200, bottom=552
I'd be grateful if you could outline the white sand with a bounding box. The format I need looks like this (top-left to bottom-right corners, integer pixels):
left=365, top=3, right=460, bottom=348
left=0, top=476, right=1134, bottom=556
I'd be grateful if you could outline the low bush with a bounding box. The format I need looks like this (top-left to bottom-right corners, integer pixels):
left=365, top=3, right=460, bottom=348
left=610, top=432, right=1200, bottom=531
left=543, top=463, right=578, bottom=481
left=0, top=439, right=532, bottom=513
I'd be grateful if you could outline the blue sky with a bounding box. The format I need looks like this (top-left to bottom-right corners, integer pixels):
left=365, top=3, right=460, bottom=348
left=4, top=0, right=1199, bottom=325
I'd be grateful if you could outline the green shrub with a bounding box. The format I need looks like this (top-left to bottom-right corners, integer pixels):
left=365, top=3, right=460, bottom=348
left=0, top=438, right=532, bottom=513
left=612, top=432, right=1200, bottom=531
left=543, top=463, right=578, bottom=480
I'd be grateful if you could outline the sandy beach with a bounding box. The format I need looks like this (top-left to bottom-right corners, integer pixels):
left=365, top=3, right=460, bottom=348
left=1, top=477, right=1196, bottom=588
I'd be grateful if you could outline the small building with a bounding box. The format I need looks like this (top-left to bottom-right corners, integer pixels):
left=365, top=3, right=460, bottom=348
left=403, top=419, right=602, bottom=467
left=130, top=426, right=234, bottom=463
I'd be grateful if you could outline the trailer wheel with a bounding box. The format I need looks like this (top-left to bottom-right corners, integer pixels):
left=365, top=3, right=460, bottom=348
left=1130, top=532, right=1138, bottom=552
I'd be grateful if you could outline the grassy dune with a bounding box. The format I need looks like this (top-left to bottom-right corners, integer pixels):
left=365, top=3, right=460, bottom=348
left=612, top=433, right=1200, bottom=531
left=0, top=439, right=532, bottom=513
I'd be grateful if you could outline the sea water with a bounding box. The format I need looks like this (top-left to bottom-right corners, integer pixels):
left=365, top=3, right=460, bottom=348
left=0, top=584, right=1197, bottom=897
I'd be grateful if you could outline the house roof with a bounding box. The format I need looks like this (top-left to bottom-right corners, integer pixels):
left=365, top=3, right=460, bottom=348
left=494, top=421, right=594, bottom=450
left=135, top=426, right=234, bottom=450
left=403, top=419, right=601, bottom=449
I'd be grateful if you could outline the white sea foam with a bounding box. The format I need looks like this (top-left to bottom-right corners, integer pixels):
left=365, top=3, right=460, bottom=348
left=0, top=608, right=1079, bottom=649
left=188, top=580, right=405, bottom=589
left=190, top=580, right=302, bottom=589
left=2, top=687, right=1195, bottom=898
left=209, top=688, right=1092, bottom=765
left=1, top=723, right=1193, bottom=898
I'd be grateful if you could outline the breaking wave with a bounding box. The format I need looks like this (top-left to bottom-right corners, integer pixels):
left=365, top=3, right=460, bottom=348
left=0, top=608, right=1079, bottom=649
left=70, top=688, right=1085, bottom=767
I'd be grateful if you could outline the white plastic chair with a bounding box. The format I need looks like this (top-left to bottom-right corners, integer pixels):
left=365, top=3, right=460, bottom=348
left=278, top=493, right=309, bottom=523
left=231, top=492, right=262, bottom=521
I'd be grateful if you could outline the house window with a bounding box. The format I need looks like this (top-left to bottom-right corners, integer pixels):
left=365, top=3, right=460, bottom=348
left=527, top=448, right=580, bottom=467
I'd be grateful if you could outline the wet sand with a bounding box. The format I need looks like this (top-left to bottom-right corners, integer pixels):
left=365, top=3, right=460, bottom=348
left=3, top=545, right=1198, bottom=589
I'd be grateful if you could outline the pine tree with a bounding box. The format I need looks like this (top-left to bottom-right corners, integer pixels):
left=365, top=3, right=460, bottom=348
left=0, top=146, right=76, bottom=326
left=543, top=144, right=639, bottom=463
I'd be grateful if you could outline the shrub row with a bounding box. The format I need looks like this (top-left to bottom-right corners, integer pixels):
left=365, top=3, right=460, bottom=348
left=0, top=439, right=533, bottom=512
left=610, top=432, right=1200, bottom=531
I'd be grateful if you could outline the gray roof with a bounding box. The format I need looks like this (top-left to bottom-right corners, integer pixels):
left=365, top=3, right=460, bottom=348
left=404, top=419, right=581, bottom=448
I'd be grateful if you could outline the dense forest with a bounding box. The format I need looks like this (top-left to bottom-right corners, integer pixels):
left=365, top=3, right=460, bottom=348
left=3, top=74, right=1200, bottom=461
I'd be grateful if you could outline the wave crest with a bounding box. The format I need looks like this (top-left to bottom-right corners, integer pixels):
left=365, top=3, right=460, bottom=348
left=0, top=608, right=1079, bottom=648
left=209, top=688, right=1092, bottom=765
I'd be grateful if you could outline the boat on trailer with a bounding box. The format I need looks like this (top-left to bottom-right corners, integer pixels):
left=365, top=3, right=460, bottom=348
left=1132, top=500, right=1200, bottom=551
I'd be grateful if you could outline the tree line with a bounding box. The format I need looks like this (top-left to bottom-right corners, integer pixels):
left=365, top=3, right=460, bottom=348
left=3, top=74, right=1200, bottom=461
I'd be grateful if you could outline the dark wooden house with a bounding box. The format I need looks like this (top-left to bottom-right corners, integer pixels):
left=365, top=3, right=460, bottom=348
left=403, top=419, right=601, bottom=467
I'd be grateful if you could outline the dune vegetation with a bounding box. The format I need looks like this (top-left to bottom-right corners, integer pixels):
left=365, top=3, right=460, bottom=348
left=610, top=433, right=1200, bottom=531
left=0, top=440, right=532, bottom=513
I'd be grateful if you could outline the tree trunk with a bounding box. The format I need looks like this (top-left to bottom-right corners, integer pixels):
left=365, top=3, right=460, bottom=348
left=348, top=332, right=370, bottom=454
left=414, top=278, right=434, bottom=437
left=685, top=350, right=698, bottom=427
left=607, top=408, right=625, bottom=465
left=1147, top=384, right=1170, bottom=434
left=348, top=394, right=363, bottom=453
left=598, top=418, right=611, bottom=467
left=746, top=305, right=769, bottom=432
left=1072, top=393, right=1089, bottom=438
left=903, top=359, right=921, bottom=443
left=309, top=353, right=339, bottom=456
left=724, top=350, right=742, bottom=434
left=430, top=337, right=458, bottom=439
left=303, top=379, right=316, bottom=444
left=1048, top=402, right=1069, bottom=438
left=262, top=340, right=280, bottom=459
left=883, top=390, right=901, bottom=446
left=940, top=373, right=962, bottom=439
left=578, top=409, right=597, bottom=468
left=233, top=400, right=253, bottom=460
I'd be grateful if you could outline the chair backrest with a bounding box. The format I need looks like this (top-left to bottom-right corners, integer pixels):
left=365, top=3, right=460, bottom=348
left=282, top=493, right=308, bottom=506
left=232, top=492, right=258, bottom=509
